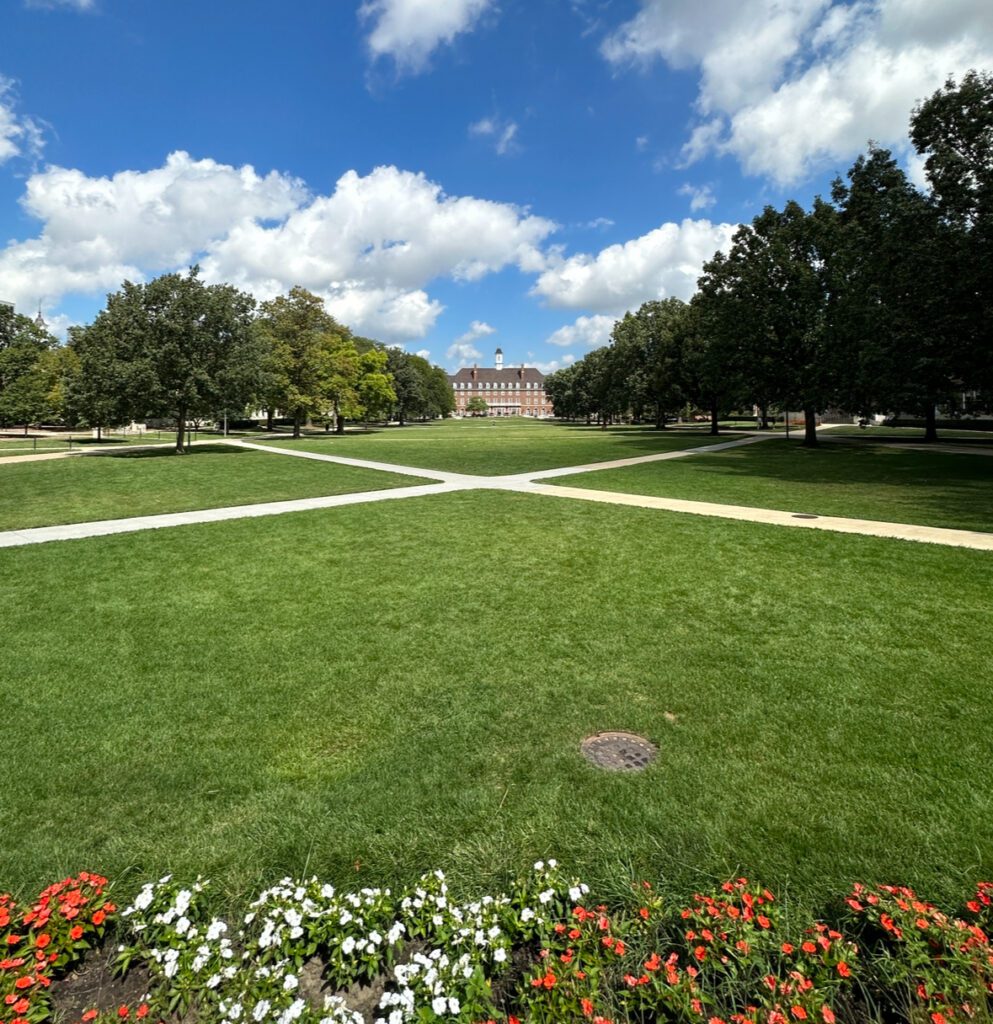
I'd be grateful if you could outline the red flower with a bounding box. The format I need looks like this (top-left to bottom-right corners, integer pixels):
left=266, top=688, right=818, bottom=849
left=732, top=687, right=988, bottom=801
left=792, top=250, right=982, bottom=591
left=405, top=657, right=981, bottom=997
left=801, top=942, right=817, bottom=954
left=82, top=1012, right=98, bottom=1023
left=70, top=926, right=84, bottom=941
left=14, top=976, right=33, bottom=990
left=782, top=943, right=794, bottom=954
left=13, top=999, right=29, bottom=1015
left=639, top=908, right=649, bottom=920
left=790, top=1008, right=807, bottom=1020
left=930, top=1014, right=947, bottom=1024
left=35, top=934, right=51, bottom=949
left=644, top=952, right=661, bottom=971
left=757, top=915, right=771, bottom=929
left=694, top=946, right=707, bottom=962
left=118, top=1005, right=130, bottom=1018
left=614, top=941, right=626, bottom=957
left=92, top=911, right=106, bottom=927
left=820, top=1007, right=836, bottom=1024
left=836, top=962, right=851, bottom=978
left=581, top=998, right=594, bottom=1018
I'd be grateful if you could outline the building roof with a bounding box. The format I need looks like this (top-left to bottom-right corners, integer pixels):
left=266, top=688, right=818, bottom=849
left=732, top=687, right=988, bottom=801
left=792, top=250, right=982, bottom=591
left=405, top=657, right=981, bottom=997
left=448, top=365, right=545, bottom=385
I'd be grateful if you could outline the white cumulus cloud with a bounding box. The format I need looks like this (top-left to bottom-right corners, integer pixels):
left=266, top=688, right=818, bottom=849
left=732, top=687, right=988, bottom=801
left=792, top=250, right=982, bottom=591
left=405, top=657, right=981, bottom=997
left=531, top=218, right=736, bottom=312
left=360, top=0, right=493, bottom=72
left=533, top=354, right=577, bottom=374
left=603, top=0, right=993, bottom=185
left=0, top=155, right=556, bottom=343
left=546, top=314, right=616, bottom=348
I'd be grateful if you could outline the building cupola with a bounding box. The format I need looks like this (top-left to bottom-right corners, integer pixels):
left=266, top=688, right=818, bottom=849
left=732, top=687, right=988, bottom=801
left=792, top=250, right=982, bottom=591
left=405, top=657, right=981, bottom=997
left=494, top=347, right=503, bottom=371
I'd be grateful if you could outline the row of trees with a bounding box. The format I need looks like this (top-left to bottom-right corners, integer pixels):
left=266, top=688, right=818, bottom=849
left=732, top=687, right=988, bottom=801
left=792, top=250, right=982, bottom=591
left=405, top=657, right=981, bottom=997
left=547, top=71, right=992, bottom=445
left=0, top=280, right=454, bottom=452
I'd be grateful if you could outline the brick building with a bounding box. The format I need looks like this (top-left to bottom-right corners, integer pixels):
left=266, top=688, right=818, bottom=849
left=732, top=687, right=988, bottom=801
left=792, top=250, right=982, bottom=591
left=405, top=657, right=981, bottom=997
left=448, top=348, right=551, bottom=417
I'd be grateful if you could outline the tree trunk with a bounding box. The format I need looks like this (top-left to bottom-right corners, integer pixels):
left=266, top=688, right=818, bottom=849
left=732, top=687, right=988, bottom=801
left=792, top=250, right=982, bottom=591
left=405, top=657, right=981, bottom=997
left=293, top=413, right=301, bottom=439
left=802, top=405, right=818, bottom=447
left=760, top=404, right=770, bottom=430
left=924, top=403, right=938, bottom=442
left=175, top=408, right=187, bottom=454
left=710, top=400, right=720, bottom=436
left=96, top=424, right=102, bottom=441
left=655, top=404, right=666, bottom=429
left=335, top=414, right=345, bottom=435
left=399, top=408, right=406, bottom=427
left=265, top=408, right=273, bottom=431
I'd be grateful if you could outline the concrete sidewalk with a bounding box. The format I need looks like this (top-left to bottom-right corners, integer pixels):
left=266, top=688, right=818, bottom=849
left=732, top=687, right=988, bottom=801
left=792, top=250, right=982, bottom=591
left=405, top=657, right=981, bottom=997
left=2, top=429, right=991, bottom=552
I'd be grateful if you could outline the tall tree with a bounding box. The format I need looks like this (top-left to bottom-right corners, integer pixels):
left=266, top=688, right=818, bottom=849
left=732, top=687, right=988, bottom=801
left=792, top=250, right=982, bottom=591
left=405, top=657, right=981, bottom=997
left=830, top=147, right=956, bottom=440
left=0, top=307, right=58, bottom=431
left=911, top=70, right=993, bottom=408
left=696, top=200, right=838, bottom=446
left=84, top=269, right=258, bottom=452
left=256, top=287, right=349, bottom=438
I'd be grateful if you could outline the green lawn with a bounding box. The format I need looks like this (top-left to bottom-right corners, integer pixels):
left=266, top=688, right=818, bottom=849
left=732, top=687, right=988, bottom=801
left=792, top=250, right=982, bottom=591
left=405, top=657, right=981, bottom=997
left=257, top=419, right=737, bottom=475
left=0, top=445, right=422, bottom=531
left=553, top=437, right=993, bottom=533
left=2, top=489, right=990, bottom=910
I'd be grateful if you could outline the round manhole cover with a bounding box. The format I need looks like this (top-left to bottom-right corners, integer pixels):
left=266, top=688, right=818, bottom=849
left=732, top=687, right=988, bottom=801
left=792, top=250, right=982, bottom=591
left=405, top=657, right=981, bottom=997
left=581, top=731, right=658, bottom=772
left=792, top=513, right=819, bottom=520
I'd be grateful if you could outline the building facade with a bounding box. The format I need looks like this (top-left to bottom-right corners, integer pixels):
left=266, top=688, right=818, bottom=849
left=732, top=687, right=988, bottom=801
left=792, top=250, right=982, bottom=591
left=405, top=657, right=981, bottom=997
left=448, top=348, right=552, bottom=417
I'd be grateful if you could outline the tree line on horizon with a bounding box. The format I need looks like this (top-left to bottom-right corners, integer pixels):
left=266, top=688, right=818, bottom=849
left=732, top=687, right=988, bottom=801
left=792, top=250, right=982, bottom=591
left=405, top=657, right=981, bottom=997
left=1, top=72, right=989, bottom=451
left=0, top=282, right=454, bottom=452
left=544, top=71, right=993, bottom=445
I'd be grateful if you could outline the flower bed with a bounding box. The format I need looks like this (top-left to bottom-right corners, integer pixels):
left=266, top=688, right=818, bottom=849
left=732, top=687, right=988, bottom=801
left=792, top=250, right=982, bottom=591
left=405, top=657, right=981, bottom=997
left=3, top=869, right=991, bottom=1024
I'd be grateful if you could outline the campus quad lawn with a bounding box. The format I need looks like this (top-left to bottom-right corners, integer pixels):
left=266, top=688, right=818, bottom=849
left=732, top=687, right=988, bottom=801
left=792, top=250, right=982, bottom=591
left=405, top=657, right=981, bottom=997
left=553, top=437, right=993, bottom=533
left=257, top=418, right=737, bottom=475
left=2, top=489, right=991, bottom=910
left=0, top=445, right=422, bottom=531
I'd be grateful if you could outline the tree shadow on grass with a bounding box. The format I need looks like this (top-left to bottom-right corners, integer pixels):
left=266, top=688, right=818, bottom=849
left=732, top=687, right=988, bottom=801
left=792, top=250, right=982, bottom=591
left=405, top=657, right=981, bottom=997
left=94, top=444, right=249, bottom=461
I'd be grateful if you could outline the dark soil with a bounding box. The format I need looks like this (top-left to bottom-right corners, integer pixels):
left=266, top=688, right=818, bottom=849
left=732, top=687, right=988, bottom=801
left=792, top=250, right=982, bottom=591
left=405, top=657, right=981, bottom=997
left=50, top=946, right=152, bottom=1022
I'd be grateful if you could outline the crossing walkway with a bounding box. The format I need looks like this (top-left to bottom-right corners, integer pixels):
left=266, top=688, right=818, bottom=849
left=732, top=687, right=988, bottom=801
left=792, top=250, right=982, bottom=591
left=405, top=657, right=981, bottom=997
left=1, top=431, right=991, bottom=551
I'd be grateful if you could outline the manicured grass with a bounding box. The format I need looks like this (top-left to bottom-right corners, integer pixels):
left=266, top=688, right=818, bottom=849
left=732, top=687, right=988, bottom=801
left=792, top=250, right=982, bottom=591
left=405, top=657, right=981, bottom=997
left=257, top=418, right=738, bottom=475
left=0, top=445, right=422, bottom=530
left=552, top=437, right=993, bottom=532
left=2, top=490, right=990, bottom=910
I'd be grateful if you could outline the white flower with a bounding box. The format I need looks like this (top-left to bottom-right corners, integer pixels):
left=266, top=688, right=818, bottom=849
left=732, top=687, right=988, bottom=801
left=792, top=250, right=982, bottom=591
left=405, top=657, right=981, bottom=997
left=431, top=997, right=447, bottom=1016
left=207, top=920, right=228, bottom=941
left=538, top=889, right=555, bottom=905
left=284, top=908, right=302, bottom=928
left=521, top=908, right=535, bottom=922
left=368, top=930, right=382, bottom=946
left=253, top=1000, right=271, bottom=1021
left=548, top=859, right=557, bottom=868
left=133, top=886, right=154, bottom=912
left=448, top=998, right=460, bottom=1015
left=207, top=975, right=221, bottom=989
left=175, top=916, right=191, bottom=936
left=493, top=947, right=507, bottom=963
left=284, top=974, right=298, bottom=992
left=175, top=890, right=192, bottom=916
left=569, top=886, right=584, bottom=902
left=276, top=999, right=306, bottom=1024
left=534, top=860, right=544, bottom=871
left=342, top=936, right=356, bottom=955
left=227, top=1002, right=243, bottom=1020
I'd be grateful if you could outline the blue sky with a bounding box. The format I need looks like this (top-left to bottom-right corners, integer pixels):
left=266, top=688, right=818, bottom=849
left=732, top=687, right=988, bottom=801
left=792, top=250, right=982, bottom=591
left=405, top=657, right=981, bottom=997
left=1, top=0, right=990, bottom=372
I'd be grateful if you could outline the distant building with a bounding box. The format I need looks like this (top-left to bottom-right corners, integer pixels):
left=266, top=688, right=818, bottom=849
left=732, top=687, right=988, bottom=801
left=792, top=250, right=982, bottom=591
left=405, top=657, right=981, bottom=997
left=0, top=299, right=14, bottom=314
left=448, top=348, right=552, bottom=417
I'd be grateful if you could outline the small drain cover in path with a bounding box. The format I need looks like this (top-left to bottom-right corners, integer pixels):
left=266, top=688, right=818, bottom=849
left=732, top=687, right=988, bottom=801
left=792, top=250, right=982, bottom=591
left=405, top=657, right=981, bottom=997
left=581, top=731, right=658, bottom=772
left=792, top=513, right=819, bottom=519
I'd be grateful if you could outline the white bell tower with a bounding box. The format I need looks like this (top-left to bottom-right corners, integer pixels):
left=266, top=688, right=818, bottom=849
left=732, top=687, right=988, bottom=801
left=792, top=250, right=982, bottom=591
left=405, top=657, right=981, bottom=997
left=494, top=347, right=503, bottom=371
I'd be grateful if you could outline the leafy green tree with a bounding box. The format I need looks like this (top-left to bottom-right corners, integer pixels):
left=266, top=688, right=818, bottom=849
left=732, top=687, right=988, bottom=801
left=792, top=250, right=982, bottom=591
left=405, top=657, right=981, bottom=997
left=697, top=200, right=838, bottom=446
left=911, top=69, right=993, bottom=407
left=466, top=396, right=488, bottom=416
left=387, top=348, right=428, bottom=425
left=830, top=147, right=957, bottom=440
left=426, top=365, right=455, bottom=419
left=65, top=323, right=132, bottom=438
left=83, top=268, right=258, bottom=452
left=356, top=348, right=397, bottom=422
left=0, top=307, right=58, bottom=431
left=256, top=287, right=349, bottom=438
left=682, top=295, right=748, bottom=435
left=610, top=299, right=691, bottom=428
